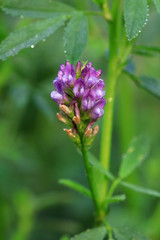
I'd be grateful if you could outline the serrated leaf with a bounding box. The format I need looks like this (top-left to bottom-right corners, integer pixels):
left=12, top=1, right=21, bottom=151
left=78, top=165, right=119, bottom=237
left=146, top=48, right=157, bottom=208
left=124, top=71, right=160, bottom=99
left=59, top=179, right=91, bottom=198
left=124, top=0, right=148, bottom=40
left=114, top=226, right=151, bottom=240
left=152, top=0, right=160, bottom=14
left=119, top=135, right=150, bottom=179
left=3, top=0, right=75, bottom=18
left=88, top=152, right=114, bottom=181
left=121, top=181, right=160, bottom=198
left=0, top=15, right=67, bottom=60
left=71, top=227, right=107, bottom=240
left=64, top=12, right=88, bottom=64
left=104, top=194, right=126, bottom=205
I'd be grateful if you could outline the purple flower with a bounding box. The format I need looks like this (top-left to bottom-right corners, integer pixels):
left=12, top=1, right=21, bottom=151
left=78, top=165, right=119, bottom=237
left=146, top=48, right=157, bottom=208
left=81, top=90, right=96, bottom=111
left=50, top=91, right=64, bottom=104
left=90, top=98, right=106, bottom=119
left=73, top=78, right=86, bottom=98
left=92, top=79, right=105, bottom=99
left=51, top=61, right=106, bottom=148
left=56, top=61, right=76, bottom=88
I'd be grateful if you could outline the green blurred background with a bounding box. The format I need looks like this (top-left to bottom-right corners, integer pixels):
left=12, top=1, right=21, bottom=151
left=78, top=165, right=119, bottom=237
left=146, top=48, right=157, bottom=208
left=0, top=0, right=160, bottom=239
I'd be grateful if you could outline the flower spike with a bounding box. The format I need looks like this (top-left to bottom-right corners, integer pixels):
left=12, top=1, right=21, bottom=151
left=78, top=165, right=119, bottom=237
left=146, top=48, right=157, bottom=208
left=51, top=61, right=106, bottom=150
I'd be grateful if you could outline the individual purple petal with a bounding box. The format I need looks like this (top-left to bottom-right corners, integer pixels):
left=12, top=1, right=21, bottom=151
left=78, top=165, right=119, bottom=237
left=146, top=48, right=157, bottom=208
left=96, top=69, right=102, bottom=78
left=92, top=79, right=105, bottom=99
left=53, top=79, right=64, bottom=95
left=76, top=61, right=81, bottom=75
left=51, top=91, right=64, bottom=104
left=73, top=78, right=85, bottom=98
left=88, top=62, right=92, bottom=68
left=90, top=98, right=106, bottom=119
left=81, top=90, right=96, bottom=111
left=60, top=64, right=65, bottom=71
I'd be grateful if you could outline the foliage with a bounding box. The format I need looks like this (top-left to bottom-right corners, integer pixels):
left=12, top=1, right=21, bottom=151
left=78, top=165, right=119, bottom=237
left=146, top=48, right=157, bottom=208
left=0, top=0, right=160, bottom=239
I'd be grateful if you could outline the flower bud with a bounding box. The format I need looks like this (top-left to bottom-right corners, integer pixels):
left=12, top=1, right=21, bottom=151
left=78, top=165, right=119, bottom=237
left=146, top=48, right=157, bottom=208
left=56, top=113, right=67, bottom=124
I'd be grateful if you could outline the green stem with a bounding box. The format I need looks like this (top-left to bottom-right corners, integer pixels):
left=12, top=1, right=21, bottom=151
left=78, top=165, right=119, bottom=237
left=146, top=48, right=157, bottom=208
left=99, top=0, right=121, bottom=202
left=80, top=136, right=100, bottom=219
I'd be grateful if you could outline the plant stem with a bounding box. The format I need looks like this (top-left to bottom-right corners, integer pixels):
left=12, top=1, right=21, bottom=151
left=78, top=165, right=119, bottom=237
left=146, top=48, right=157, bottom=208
left=99, top=0, right=121, bottom=203
left=80, top=136, right=100, bottom=219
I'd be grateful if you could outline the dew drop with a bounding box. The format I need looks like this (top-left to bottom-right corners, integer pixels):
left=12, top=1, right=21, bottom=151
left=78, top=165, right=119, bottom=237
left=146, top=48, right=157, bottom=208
left=147, top=13, right=149, bottom=17
left=20, top=15, right=24, bottom=19
left=64, top=50, right=67, bottom=53
left=31, top=45, right=35, bottom=48
left=144, top=22, right=147, bottom=25
left=139, top=30, right=141, bottom=33
left=42, top=38, right=46, bottom=42
left=146, top=19, right=149, bottom=22
left=35, top=34, right=39, bottom=38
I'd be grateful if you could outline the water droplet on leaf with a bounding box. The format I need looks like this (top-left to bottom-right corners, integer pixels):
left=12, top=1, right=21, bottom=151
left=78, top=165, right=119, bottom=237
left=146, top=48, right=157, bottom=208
left=31, top=45, right=35, bottom=48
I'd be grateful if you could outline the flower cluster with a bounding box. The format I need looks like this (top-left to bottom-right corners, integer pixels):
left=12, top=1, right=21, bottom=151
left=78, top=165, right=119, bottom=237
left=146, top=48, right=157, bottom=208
left=51, top=61, right=106, bottom=149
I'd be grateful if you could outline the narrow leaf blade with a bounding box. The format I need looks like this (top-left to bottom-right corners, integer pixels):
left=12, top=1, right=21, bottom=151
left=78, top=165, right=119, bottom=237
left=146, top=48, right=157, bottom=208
left=124, top=0, right=148, bottom=40
left=88, top=152, right=115, bottom=181
left=124, top=71, right=160, bottom=99
left=138, top=76, right=160, bottom=98
left=71, top=227, right=107, bottom=240
left=64, top=12, right=88, bottom=64
left=119, top=135, right=150, bottom=179
left=133, top=45, right=160, bottom=56
left=59, top=179, right=91, bottom=198
left=121, top=181, right=160, bottom=198
left=3, top=0, right=75, bottom=18
left=0, top=15, right=67, bottom=60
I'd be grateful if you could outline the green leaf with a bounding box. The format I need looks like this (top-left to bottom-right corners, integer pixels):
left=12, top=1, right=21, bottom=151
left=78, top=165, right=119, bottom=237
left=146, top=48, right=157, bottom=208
left=88, top=153, right=160, bottom=199
left=3, top=0, right=76, bottom=18
left=119, top=135, right=150, bottom=179
left=133, top=45, right=160, bottom=56
left=114, top=226, right=151, bottom=240
left=64, top=12, right=88, bottom=64
left=124, top=0, right=148, bottom=40
left=0, top=15, right=67, bottom=60
left=71, top=227, right=107, bottom=240
left=88, top=152, right=114, bottom=181
left=138, top=76, right=160, bottom=98
left=121, top=181, right=160, bottom=198
left=152, top=0, right=160, bottom=14
left=59, top=179, right=91, bottom=198
left=104, top=194, right=126, bottom=205
left=124, top=71, right=160, bottom=99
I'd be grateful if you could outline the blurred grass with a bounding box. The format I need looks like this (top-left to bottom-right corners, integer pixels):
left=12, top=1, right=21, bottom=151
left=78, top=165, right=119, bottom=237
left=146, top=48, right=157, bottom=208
left=0, top=1, right=160, bottom=239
